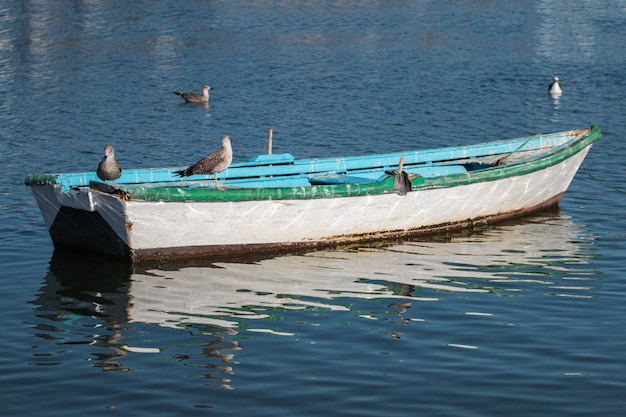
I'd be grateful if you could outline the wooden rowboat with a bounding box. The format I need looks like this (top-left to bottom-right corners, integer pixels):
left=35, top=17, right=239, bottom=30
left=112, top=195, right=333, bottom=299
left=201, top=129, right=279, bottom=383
left=25, top=125, right=601, bottom=261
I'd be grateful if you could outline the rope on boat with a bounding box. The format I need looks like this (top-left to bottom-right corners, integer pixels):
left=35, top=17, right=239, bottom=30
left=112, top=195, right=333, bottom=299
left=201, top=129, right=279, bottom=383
left=492, top=134, right=539, bottom=166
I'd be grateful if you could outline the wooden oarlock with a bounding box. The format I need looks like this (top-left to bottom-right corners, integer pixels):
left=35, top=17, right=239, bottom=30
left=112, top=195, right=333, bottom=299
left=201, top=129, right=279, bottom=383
left=398, top=156, right=405, bottom=174
left=267, top=128, right=273, bottom=154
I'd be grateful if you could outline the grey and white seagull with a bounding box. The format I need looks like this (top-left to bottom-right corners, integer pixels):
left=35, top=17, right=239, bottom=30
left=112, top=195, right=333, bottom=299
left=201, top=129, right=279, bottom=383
left=173, top=85, right=212, bottom=103
left=174, top=135, right=233, bottom=191
left=97, top=144, right=122, bottom=182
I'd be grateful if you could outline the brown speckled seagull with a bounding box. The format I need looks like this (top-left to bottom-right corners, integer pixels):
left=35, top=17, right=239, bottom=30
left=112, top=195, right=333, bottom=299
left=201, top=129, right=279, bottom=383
left=173, top=85, right=212, bottom=103
left=97, top=144, right=122, bottom=182
left=174, top=135, right=233, bottom=191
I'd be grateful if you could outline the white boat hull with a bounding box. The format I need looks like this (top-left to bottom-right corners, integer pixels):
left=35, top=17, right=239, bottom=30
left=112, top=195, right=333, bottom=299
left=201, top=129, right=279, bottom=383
left=30, top=145, right=590, bottom=260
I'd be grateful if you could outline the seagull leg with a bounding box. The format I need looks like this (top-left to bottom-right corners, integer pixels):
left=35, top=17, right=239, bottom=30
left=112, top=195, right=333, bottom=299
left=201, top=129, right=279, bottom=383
left=215, top=175, right=225, bottom=191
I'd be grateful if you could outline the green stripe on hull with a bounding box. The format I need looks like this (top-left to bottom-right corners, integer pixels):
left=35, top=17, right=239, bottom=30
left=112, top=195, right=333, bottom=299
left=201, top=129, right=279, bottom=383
left=120, top=176, right=406, bottom=202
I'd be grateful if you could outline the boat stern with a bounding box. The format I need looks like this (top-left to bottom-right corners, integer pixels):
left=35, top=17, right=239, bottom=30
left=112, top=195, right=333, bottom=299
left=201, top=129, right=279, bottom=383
left=25, top=175, right=132, bottom=257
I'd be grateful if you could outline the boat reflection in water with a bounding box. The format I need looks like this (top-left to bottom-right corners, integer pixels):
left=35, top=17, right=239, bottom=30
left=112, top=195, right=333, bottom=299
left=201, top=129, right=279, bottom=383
left=32, top=210, right=595, bottom=374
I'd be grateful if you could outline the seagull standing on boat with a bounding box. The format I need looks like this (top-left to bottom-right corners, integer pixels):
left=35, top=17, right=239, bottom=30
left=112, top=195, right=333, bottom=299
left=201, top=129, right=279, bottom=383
left=97, top=144, right=122, bottom=182
left=174, top=135, right=233, bottom=191
left=549, top=76, right=562, bottom=95
left=173, top=85, right=212, bottom=103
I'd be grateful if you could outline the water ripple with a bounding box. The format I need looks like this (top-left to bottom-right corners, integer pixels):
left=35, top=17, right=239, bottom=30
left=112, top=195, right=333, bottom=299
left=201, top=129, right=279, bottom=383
left=3, top=1, right=626, bottom=415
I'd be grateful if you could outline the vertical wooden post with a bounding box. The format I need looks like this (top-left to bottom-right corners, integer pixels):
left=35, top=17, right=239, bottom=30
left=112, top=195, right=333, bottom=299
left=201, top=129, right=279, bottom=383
left=267, top=128, right=273, bottom=154
left=398, top=156, right=405, bottom=174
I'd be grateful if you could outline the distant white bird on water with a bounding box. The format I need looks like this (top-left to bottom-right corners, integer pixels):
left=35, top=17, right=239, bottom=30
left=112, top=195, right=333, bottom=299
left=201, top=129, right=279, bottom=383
left=173, top=85, right=212, bottom=103
left=97, top=144, right=122, bottom=182
left=549, top=76, right=562, bottom=95
left=174, top=135, right=233, bottom=191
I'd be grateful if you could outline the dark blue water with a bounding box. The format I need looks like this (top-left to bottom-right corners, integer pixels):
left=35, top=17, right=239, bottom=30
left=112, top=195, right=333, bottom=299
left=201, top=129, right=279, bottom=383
left=2, top=1, right=626, bottom=415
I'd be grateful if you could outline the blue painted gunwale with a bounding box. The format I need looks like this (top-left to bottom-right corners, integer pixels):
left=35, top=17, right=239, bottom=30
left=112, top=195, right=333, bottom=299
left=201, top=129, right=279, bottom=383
left=24, top=125, right=600, bottom=202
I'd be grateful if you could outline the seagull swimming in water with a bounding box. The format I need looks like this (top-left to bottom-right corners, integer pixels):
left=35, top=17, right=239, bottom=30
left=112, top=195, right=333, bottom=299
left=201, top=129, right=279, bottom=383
left=174, top=135, right=233, bottom=191
left=549, top=76, right=562, bottom=95
left=173, top=85, right=212, bottom=103
left=97, top=144, right=122, bottom=182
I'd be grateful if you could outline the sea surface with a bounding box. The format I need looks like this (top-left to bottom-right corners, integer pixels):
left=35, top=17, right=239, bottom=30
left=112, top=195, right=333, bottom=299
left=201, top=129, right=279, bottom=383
left=1, top=1, right=626, bottom=416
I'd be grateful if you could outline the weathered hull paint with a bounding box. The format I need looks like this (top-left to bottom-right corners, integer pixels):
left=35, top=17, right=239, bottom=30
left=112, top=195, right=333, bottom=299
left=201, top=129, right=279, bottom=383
left=132, top=192, right=566, bottom=261
left=25, top=126, right=601, bottom=261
